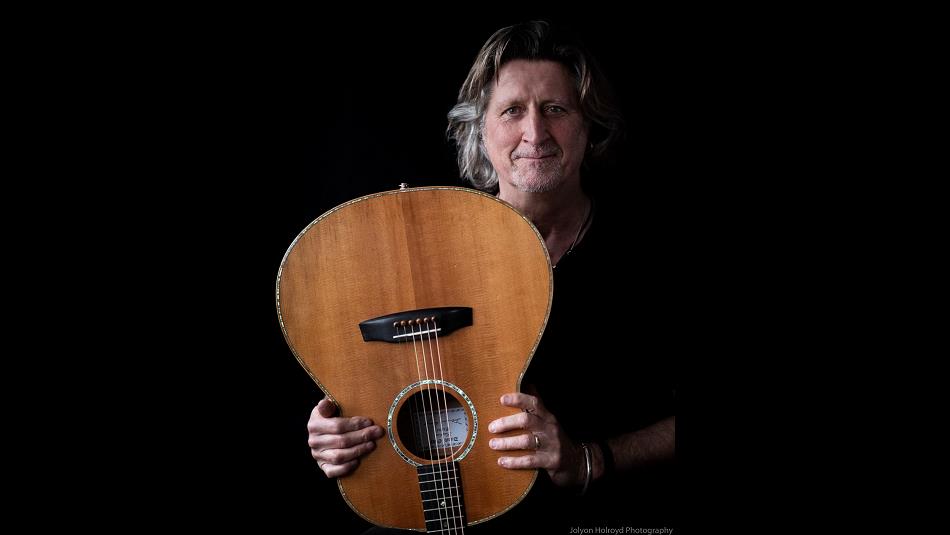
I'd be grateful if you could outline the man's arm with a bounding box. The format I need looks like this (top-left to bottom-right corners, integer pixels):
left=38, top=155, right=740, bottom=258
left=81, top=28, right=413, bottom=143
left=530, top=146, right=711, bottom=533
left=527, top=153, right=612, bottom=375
left=592, top=416, right=675, bottom=480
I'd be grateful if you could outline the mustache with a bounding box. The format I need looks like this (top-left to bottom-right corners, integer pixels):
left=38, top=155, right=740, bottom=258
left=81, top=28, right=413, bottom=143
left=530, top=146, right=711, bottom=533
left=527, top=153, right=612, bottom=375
left=512, top=145, right=560, bottom=159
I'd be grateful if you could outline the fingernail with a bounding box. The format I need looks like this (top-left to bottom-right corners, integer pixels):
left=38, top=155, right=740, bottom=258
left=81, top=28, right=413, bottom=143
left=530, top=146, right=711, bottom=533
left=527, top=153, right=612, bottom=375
left=498, top=457, right=507, bottom=467
left=500, top=395, right=509, bottom=404
left=489, top=423, right=497, bottom=432
left=489, top=439, right=498, bottom=448
left=373, top=426, right=385, bottom=438
left=366, top=441, right=375, bottom=451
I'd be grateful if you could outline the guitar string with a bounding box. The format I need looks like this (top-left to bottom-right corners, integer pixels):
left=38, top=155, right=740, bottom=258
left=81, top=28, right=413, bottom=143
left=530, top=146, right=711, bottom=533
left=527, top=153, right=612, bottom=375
left=431, top=317, right=465, bottom=533
left=403, top=325, right=424, bottom=481
left=417, top=320, right=451, bottom=531
left=409, top=322, right=445, bottom=531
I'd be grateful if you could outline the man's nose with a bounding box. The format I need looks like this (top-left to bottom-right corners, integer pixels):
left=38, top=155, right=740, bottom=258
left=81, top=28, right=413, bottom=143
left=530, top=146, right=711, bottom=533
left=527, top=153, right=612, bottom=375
left=522, top=109, right=551, bottom=145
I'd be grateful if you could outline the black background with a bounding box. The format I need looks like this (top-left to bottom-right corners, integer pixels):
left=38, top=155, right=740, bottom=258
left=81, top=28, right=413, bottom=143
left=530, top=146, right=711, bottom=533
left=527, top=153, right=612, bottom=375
left=146, top=11, right=769, bottom=532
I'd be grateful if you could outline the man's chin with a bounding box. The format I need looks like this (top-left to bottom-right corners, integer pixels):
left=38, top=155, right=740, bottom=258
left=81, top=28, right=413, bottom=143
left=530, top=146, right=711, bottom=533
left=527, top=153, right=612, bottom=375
left=511, top=174, right=562, bottom=193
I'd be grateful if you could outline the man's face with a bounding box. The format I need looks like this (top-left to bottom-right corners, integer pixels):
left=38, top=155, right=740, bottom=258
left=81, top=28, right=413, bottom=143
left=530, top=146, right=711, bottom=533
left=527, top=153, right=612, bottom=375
left=483, top=59, right=589, bottom=193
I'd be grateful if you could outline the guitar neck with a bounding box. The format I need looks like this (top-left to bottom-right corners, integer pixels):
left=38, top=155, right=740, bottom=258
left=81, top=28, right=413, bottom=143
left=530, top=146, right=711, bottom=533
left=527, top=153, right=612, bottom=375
left=418, top=461, right=468, bottom=533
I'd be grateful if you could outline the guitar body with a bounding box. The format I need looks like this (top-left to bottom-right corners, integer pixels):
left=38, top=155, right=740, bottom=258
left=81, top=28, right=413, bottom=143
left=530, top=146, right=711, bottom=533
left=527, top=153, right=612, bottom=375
left=276, top=187, right=552, bottom=530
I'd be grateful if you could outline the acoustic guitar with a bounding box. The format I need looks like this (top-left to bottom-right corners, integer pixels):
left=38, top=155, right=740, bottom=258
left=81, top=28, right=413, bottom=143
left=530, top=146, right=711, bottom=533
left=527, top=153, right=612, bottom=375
left=276, top=186, right=552, bottom=531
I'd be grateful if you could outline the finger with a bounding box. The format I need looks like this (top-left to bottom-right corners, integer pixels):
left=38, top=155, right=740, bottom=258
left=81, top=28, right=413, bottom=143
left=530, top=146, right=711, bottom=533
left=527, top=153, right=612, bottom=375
left=488, top=412, right=532, bottom=434
left=321, top=459, right=360, bottom=478
left=500, top=393, right=547, bottom=419
left=316, top=398, right=339, bottom=418
left=310, top=412, right=376, bottom=435
left=488, top=433, right=535, bottom=451
left=498, top=454, right=542, bottom=470
left=310, top=424, right=385, bottom=450
left=313, top=439, right=377, bottom=465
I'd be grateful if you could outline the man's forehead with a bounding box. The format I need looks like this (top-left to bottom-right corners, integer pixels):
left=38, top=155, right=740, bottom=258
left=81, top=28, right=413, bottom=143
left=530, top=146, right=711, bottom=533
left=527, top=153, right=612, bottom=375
left=490, top=61, right=577, bottom=103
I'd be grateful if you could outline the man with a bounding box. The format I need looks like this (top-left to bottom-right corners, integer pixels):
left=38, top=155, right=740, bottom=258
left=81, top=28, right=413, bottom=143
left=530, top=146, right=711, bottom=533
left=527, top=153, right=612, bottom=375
left=308, top=21, right=676, bottom=532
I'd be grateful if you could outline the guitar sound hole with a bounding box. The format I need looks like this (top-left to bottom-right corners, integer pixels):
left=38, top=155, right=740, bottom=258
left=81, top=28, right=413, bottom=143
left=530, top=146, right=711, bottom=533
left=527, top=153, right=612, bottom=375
left=396, top=389, right=470, bottom=461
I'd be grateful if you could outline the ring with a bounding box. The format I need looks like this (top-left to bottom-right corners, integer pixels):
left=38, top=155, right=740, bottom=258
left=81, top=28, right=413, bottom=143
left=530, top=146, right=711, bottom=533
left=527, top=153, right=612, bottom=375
left=533, top=433, right=542, bottom=450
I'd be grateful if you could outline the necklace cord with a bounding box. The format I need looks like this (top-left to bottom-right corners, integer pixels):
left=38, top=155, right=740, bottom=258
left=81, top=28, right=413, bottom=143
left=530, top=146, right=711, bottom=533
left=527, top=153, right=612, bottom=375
left=554, top=199, right=593, bottom=268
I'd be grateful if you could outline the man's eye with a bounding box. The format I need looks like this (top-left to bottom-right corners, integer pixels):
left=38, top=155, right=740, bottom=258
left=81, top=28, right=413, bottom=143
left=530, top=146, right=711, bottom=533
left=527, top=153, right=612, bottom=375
left=545, top=105, right=566, bottom=114
left=503, top=106, right=522, bottom=115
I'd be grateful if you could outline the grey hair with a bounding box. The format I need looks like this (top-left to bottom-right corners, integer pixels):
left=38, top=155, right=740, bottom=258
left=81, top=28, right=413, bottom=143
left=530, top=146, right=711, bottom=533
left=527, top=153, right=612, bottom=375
left=446, top=20, right=624, bottom=192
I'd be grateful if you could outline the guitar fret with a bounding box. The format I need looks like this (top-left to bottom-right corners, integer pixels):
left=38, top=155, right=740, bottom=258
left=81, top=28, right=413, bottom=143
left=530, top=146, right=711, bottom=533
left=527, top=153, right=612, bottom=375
left=419, top=480, right=459, bottom=487
left=425, top=514, right=465, bottom=520
left=421, top=498, right=460, bottom=508
left=419, top=470, right=455, bottom=481
left=418, top=472, right=461, bottom=478
left=418, top=475, right=461, bottom=483
left=417, top=464, right=460, bottom=474
left=420, top=485, right=459, bottom=492
left=426, top=517, right=465, bottom=525
left=420, top=494, right=459, bottom=502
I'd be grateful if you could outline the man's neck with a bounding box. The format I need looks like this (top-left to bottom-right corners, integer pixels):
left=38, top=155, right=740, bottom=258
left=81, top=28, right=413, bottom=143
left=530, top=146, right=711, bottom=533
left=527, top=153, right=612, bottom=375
left=498, top=182, right=590, bottom=260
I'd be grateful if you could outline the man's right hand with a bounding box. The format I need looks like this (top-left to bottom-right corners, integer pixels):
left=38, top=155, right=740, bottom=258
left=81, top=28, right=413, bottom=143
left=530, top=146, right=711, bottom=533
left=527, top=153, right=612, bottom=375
left=308, top=398, right=385, bottom=478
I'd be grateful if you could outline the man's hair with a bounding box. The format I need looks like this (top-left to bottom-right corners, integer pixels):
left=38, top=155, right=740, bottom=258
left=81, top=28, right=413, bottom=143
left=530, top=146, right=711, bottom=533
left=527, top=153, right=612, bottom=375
left=447, top=20, right=624, bottom=192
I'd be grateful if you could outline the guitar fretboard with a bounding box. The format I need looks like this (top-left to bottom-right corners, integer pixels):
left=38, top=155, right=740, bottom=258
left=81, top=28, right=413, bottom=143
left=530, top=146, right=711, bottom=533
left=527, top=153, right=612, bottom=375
left=417, top=461, right=467, bottom=533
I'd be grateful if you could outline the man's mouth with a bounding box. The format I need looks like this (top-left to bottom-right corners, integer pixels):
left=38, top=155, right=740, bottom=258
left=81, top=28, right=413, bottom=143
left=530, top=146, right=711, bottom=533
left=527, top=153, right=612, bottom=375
left=515, top=154, right=556, bottom=160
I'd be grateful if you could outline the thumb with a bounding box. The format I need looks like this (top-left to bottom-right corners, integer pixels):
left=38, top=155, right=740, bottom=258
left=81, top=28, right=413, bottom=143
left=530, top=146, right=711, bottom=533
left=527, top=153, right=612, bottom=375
left=317, top=397, right=339, bottom=418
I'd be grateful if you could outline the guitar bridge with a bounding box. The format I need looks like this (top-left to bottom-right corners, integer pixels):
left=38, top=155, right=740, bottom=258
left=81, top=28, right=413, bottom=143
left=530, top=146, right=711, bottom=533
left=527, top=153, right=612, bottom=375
left=359, top=307, right=473, bottom=343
